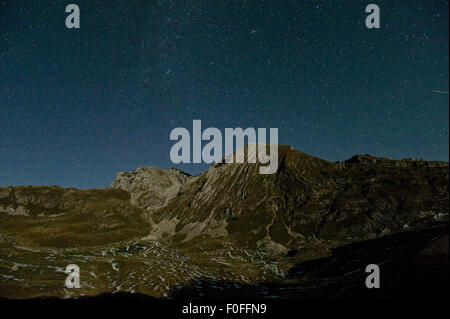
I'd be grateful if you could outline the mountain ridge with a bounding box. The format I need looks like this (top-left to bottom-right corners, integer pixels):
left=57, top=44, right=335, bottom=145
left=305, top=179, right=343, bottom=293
left=141, top=145, right=448, bottom=253
left=1, top=144, right=448, bottom=252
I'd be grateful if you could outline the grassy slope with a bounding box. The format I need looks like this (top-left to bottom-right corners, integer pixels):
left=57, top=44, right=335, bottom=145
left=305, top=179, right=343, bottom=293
left=0, top=186, right=151, bottom=248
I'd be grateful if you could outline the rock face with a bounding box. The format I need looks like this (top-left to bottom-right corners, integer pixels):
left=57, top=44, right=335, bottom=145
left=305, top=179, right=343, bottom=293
left=109, top=166, right=192, bottom=211
left=149, top=145, right=449, bottom=252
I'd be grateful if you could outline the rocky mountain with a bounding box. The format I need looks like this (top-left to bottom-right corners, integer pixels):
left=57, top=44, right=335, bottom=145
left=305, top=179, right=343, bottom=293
left=144, top=145, right=448, bottom=253
left=0, top=144, right=448, bottom=298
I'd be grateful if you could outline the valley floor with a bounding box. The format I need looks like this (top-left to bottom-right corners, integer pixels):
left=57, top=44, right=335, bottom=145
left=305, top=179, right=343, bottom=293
left=1, top=223, right=448, bottom=299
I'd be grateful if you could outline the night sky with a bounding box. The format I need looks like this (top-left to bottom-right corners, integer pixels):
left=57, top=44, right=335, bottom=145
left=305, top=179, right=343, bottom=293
left=0, top=0, right=448, bottom=188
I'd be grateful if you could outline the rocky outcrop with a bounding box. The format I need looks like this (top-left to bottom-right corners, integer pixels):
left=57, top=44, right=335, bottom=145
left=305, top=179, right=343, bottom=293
left=108, top=166, right=192, bottom=211
left=342, top=154, right=449, bottom=168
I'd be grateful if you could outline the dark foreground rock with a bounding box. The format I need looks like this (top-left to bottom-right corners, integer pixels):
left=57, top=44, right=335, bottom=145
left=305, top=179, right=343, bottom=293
left=169, top=223, right=449, bottom=299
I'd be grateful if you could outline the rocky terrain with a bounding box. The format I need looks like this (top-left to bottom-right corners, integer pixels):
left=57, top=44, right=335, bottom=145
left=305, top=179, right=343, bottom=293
left=109, top=166, right=191, bottom=211
left=0, top=145, right=448, bottom=298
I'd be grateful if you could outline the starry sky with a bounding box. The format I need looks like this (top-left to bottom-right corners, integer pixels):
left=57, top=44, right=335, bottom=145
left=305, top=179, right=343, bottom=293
left=0, top=0, right=448, bottom=188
